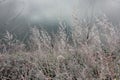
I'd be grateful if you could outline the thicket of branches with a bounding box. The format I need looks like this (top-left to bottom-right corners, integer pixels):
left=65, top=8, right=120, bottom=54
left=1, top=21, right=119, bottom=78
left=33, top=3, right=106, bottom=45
left=0, top=15, right=120, bottom=80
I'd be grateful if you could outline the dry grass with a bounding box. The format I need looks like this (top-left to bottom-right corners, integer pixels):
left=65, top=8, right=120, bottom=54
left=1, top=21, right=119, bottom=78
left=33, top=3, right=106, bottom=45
left=0, top=15, right=120, bottom=80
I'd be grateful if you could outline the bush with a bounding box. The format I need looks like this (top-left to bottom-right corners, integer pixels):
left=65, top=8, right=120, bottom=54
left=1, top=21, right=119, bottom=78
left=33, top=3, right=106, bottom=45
left=0, top=15, right=120, bottom=80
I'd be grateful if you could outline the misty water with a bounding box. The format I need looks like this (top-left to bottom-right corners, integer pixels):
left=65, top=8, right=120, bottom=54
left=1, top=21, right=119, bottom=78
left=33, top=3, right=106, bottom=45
left=0, top=0, right=120, bottom=41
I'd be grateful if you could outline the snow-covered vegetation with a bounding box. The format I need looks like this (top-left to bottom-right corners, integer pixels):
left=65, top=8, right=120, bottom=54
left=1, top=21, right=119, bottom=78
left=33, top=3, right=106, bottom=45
left=0, top=15, right=120, bottom=80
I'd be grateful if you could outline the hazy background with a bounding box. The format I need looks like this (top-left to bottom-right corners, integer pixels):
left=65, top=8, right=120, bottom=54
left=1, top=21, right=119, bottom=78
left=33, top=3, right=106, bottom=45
left=0, top=0, right=120, bottom=40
